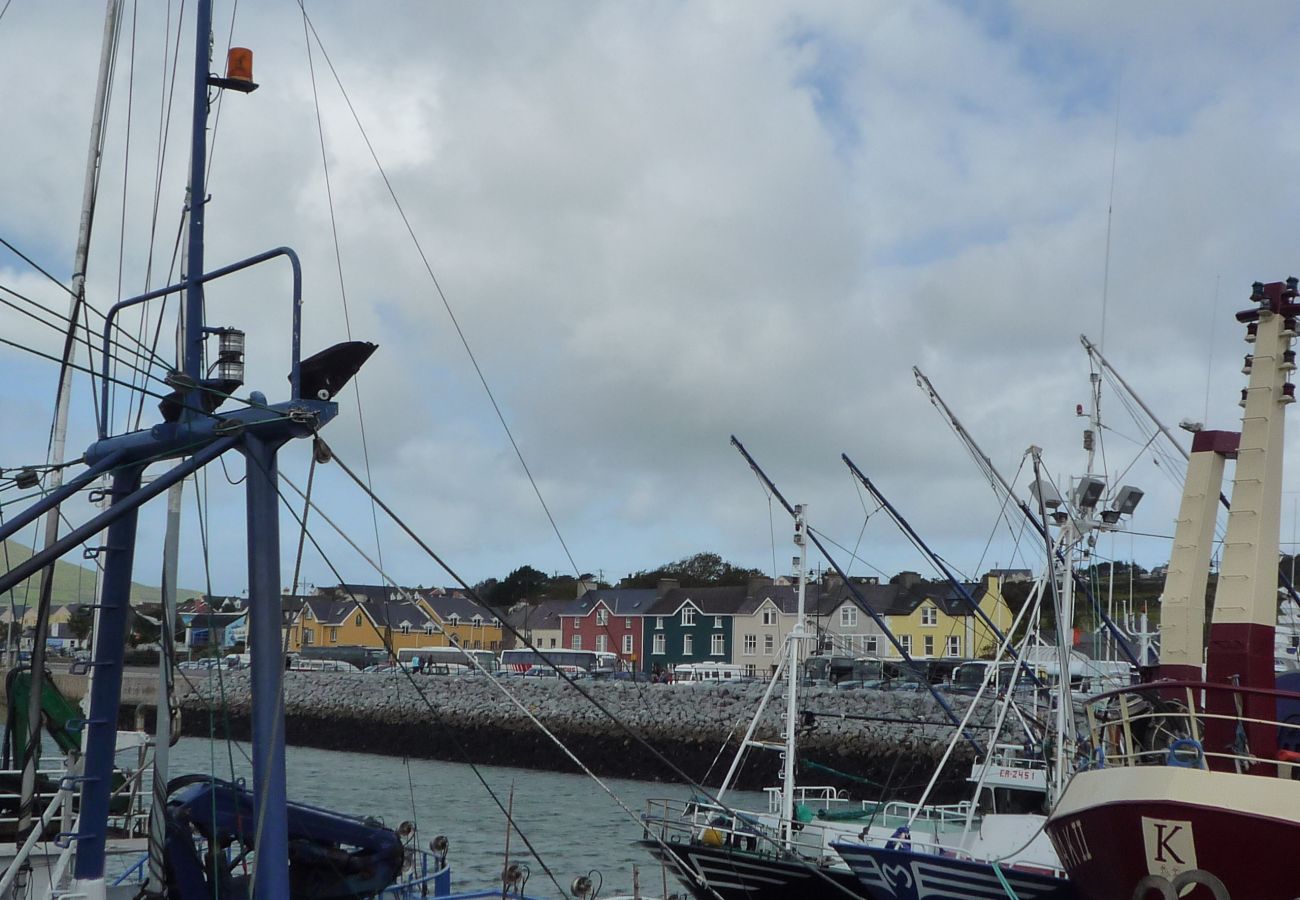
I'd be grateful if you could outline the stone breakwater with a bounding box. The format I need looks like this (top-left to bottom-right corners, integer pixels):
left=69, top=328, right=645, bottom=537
left=176, top=673, right=991, bottom=802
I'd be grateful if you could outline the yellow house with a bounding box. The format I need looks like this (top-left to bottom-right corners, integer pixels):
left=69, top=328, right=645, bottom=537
left=879, top=573, right=1014, bottom=661
left=287, top=589, right=442, bottom=655
left=419, top=590, right=504, bottom=652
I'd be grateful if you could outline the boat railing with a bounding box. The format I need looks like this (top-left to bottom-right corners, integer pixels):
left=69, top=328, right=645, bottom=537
left=879, top=798, right=974, bottom=829
left=1080, top=679, right=1300, bottom=777
left=762, top=784, right=849, bottom=813
left=642, top=796, right=833, bottom=859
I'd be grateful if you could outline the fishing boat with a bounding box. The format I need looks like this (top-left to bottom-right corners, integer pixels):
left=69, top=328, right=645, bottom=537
left=641, top=449, right=1017, bottom=900
left=1044, top=278, right=1300, bottom=899
left=0, top=3, right=563, bottom=897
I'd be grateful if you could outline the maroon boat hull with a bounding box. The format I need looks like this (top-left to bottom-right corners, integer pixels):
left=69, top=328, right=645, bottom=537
left=1046, top=768, right=1300, bottom=900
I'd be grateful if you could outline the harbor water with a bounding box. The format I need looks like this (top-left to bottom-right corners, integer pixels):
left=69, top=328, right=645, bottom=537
left=168, top=737, right=765, bottom=898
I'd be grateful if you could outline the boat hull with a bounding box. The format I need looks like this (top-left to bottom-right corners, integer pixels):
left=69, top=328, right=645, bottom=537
left=644, top=838, right=864, bottom=900
left=831, top=840, right=1071, bottom=900
left=1046, top=766, right=1300, bottom=900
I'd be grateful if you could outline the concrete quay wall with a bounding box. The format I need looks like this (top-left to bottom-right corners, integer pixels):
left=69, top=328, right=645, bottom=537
left=173, top=673, right=987, bottom=801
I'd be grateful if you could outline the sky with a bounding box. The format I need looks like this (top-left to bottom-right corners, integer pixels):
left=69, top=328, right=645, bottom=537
left=2, top=1, right=1300, bottom=601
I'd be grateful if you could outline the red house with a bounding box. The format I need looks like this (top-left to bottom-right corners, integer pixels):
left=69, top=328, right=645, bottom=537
left=560, top=589, right=657, bottom=670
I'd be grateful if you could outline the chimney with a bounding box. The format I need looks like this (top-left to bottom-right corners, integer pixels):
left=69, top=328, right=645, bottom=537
left=657, top=578, right=680, bottom=597
left=747, top=575, right=774, bottom=595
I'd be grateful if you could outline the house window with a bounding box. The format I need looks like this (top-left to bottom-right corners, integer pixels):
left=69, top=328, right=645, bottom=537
left=711, top=634, right=724, bottom=656
left=328, top=627, right=338, bottom=643
left=655, top=617, right=664, bottom=630
left=763, top=634, right=775, bottom=655
left=900, top=635, right=912, bottom=655
left=448, top=615, right=461, bottom=627
left=424, top=624, right=434, bottom=635
left=682, top=608, right=695, bottom=626
left=472, top=615, right=483, bottom=626
left=946, top=635, right=961, bottom=657
left=921, top=606, right=937, bottom=626
left=596, top=634, right=608, bottom=653
left=864, top=636, right=878, bottom=655
left=840, top=606, right=858, bottom=628
left=354, top=614, right=362, bottom=627
left=762, top=609, right=776, bottom=626
left=303, top=628, right=314, bottom=645
left=625, top=617, right=632, bottom=628
left=399, top=624, right=410, bottom=635
left=596, top=609, right=608, bottom=626
left=744, top=664, right=756, bottom=678
left=743, top=634, right=757, bottom=656
left=548, top=638, right=557, bottom=648
left=683, top=635, right=694, bottom=656
left=713, top=616, right=722, bottom=628
left=572, top=634, right=583, bottom=650
left=653, top=634, right=666, bottom=655
left=924, top=635, right=934, bottom=657
left=622, top=634, right=634, bottom=654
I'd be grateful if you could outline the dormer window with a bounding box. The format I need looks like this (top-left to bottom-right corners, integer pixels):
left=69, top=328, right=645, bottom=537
left=448, top=615, right=460, bottom=627
left=472, top=615, right=483, bottom=626
left=424, top=624, right=434, bottom=635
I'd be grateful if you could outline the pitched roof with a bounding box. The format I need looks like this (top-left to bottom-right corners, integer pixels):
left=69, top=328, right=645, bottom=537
left=566, top=589, right=658, bottom=617
left=736, top=583, right=823, bottom=616
left=814, top=580, right=985, bottom=618
left=645, top=586, right=750, bottom=617
left=365, top=599, right=434, bottom=629
left=421, top=591, right=494, bottom=623
left=504, top=597, right=579, bottom=630
left=300, top=596, right=359, bottom=626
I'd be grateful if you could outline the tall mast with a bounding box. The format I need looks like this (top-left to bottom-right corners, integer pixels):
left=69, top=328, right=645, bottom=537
left=18, top=0, right=122, bottom=846
left=779, top=504, right=809, bottom=847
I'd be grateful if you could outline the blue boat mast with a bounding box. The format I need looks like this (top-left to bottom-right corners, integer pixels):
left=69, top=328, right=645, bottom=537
left=0, top=1, right=363, bottom=894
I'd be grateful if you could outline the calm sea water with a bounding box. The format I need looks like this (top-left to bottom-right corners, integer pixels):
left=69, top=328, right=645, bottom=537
left=167, top=737, right=765, bottom=898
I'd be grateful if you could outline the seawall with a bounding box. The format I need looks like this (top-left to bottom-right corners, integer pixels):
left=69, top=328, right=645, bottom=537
left=167, top=672, right=988, bottom=802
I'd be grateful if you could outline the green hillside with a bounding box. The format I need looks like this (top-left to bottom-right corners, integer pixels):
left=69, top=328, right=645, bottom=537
left=0, top=540, right=203, bottom=608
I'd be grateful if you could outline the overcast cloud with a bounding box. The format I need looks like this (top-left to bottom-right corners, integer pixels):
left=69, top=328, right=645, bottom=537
left=1, top=1, right=1299, bottom=598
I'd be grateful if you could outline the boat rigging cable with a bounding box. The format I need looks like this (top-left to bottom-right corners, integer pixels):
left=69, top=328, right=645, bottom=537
left=295, top=441, right=872, bottom=900
left=294, top=2, right=584, bottom=581
left=261, top=461, right=613, bottom=900
left=730, top=435, right=985, bottom=755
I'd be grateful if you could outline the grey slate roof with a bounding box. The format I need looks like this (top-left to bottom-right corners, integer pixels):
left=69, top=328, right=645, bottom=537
left=567, top=589, right=658, bottom=617
left=644, top=586, right=750, bottom=617
left=814, top=579, right=986, bottom=618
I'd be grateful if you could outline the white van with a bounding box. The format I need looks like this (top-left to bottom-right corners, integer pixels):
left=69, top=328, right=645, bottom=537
left=672, top=662, right=746, bottom=684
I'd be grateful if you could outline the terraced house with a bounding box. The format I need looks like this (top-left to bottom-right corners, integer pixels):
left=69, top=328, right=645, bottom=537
left=286, top=584, right=435, bottom=655
left=561, top=588, right=654, bottom=668
left=641, top=581, right=756, bottom=674
left=420, top=588, right=504, bottom=651
left=731, top=582, right=819, bottom=678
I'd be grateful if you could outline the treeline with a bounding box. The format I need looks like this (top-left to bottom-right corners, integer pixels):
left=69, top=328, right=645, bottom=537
left=476, top=552, right=764, bottom=608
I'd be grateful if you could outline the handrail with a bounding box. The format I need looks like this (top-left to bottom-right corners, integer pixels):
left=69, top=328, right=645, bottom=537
left=1084, top=678, right=1300, bottom=706
left=98, top=246, right=304, bottom=437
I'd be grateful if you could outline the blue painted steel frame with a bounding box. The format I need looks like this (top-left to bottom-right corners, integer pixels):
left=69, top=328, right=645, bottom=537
left=244, top=434, right=290, bottom=894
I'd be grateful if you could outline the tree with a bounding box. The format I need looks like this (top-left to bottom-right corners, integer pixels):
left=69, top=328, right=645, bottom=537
left=487, top=565, right=550, bottom=607
left=622, top=552, right=763, bottom=589
left=68, top=605, right=94, bottom=646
